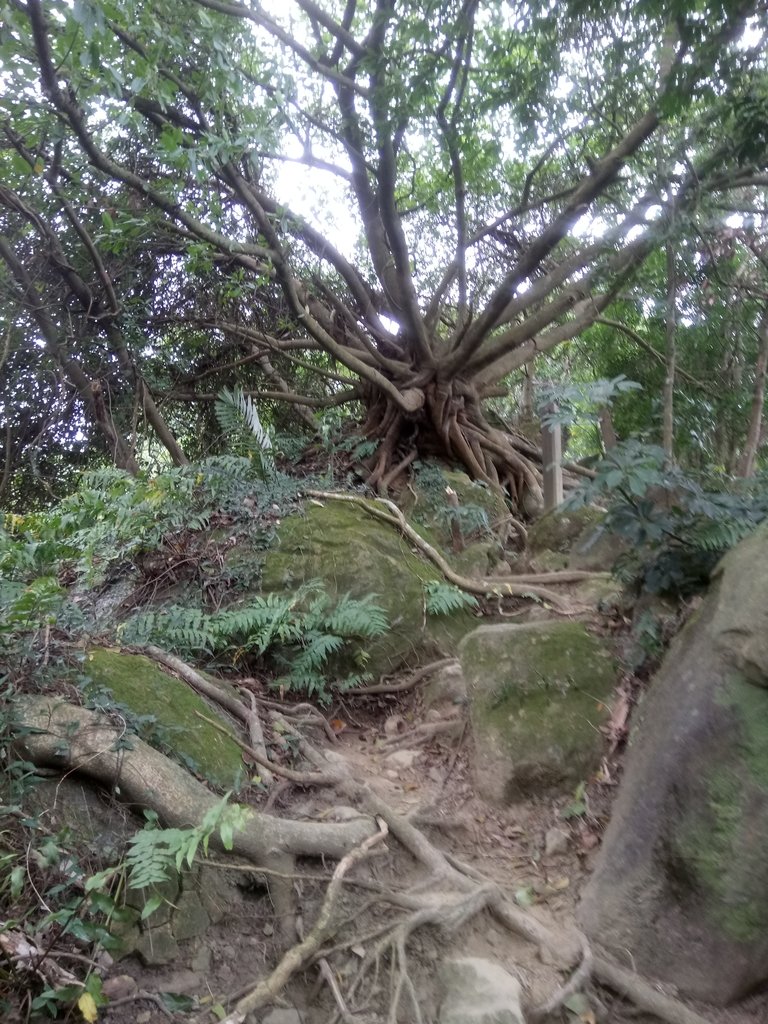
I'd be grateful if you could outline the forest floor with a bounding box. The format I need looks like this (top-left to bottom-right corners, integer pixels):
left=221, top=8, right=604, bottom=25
left=99, top=676, right=768, bottom=1024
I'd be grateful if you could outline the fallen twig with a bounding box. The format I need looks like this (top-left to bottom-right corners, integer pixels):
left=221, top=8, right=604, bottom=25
left=209, top=819, right=389, bottom=1024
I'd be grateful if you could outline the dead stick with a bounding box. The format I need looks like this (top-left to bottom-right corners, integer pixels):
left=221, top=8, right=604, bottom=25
left=211, top=820, right=389, bottom=1024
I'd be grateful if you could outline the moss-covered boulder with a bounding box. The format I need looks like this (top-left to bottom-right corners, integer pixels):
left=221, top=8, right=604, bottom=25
left=527, top=506, right=603, bottom=554
left=403, top=466, right=507, bottom=575
left=580, top=528, right=768, bottom=1004
left=84, top=648, right=244, bottom=790
left=527, top=506, right=623, bottom=572
left=459, top=621, right=616, bottom=803
left=260, top=498, right=475, bottom=676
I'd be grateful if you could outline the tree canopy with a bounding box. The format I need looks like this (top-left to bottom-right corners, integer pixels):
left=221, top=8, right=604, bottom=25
left=1, top=0, right=768, bottom=507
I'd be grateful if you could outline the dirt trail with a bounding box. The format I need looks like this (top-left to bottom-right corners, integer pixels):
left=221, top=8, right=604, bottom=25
left=101, top=688, right=767, bottom=1024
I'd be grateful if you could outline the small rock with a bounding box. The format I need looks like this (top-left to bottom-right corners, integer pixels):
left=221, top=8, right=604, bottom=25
left=424, top=661, right=467, bottom=708
left=135, top=924, right=179, bottom=966
left=263, top=922, right=274, bottom=937
left=261, top=1010, right=303, bottom=1024
left=153, top=968, right=199, bottom=994
left=191, top=944, right=211, bottom=973
left=438, top=957, right=524, bottom=1024
left=384, top=714, right=406, bottom=737
left=384, top=749, right=421, bottom=770
left=102, top=975, right=138, bottom=1000
left=137, top=1013, right=151, bottom=1024
left=172, top=891, right=210, bottom=941
left=544, top=827, right=569, bottom=858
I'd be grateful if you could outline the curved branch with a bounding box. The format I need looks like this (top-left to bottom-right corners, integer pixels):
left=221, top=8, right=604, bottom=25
left=306, top=491, right=575, bottom=611
left=190, top=0, right=369, bottom=96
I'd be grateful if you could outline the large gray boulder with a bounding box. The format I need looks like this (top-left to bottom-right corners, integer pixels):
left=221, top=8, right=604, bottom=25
left=259, top=496, right=475, bottom=675
left=459, top=621, right=616, bottom=803
left=579, top=526, right=768, bottom=1004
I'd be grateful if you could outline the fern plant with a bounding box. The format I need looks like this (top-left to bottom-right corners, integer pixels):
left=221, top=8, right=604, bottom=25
left=122, top=797, right=249, bottom=891
left=423, top=581, right=478, bottom=616
left=215, top=386, right=274, bottom=478
left=119, top=583, right=389, bottom=700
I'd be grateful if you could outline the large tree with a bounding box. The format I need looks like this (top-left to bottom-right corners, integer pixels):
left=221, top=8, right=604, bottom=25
left=1, top=0, right=767, bottom=506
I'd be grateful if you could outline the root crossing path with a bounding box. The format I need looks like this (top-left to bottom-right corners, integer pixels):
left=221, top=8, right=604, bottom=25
left=13, top=673, right=725, bottom=1024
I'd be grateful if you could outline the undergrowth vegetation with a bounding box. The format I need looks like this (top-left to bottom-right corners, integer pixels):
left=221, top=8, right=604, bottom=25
left=568, top=440, right=768, bottom=596
left=2, top=441, right=768, bottom=1018
left=0, top=455, right=391, bottom=699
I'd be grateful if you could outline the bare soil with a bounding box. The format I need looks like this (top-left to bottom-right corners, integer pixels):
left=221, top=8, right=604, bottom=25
left=97, top=682, right=768, bottom=1024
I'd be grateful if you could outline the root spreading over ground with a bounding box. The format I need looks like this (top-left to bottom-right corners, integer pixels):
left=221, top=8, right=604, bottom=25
left=11, top=677, right=716, bottom=1024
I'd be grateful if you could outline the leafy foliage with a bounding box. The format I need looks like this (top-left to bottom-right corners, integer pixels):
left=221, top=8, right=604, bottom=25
left=122, top=797, right=249, bottom=890
left=537, top=376, right=642, bottom=431
left=568, top=441, right=768, bottom=594
left=215, top=387, right=275, bottom=478
left=120, top=583, right=389, bottom=700
left=423, top=581, right=479, bottom=616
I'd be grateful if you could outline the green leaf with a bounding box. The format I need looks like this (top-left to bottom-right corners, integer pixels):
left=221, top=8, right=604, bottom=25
left=140, top=894, right=165, bottom=920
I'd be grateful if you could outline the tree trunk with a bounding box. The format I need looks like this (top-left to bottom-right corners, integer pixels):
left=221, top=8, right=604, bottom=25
left=737, top=303, right=768, bottom=478
left=599, top=407, right=619, bottom=450
left=361, top=378, right=544, bottom=511
left=105, top=325, right=189, bottom=467
left=662, top=241, right=676, bottom=459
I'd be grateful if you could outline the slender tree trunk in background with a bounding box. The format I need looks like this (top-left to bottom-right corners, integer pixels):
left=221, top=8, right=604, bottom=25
left=662, top=241, right=677, bottom=459
left=521, top=366, right=536, bottom=422
left=599, top=407, right=618, bottom=450
left=737, top=303, right=768, bottom=478
left=105, top=326, right=189, bottom=467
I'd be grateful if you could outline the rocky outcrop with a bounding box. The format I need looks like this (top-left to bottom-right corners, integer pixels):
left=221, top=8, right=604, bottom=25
left=579, top=526, right=768, bottom=1004
left=84, top=647, right=244, bottom=790
left=459, top=621, right=616, bottom=803
left=260, top=497, right=475, bottom=675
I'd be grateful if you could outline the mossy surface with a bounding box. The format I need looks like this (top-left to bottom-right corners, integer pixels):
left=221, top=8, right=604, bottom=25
left=669, top=668, right=768, bottom=942
left=461, top=621, right=615, bottom=800
left=84, top=647, right=244, bottom=790
left=712, top=525, right=768, bottom=684
left=527, top=506, right=604, bottom=554
left=674, top=760, right=768, bottom=942
left=260, top=499, right=475, bottom=674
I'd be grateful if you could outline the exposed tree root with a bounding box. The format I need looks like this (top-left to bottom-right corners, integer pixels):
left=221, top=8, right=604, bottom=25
left=209, top=820, right=389, bottom=1024
left=306, top=490, right=595, bottom=611
left=13, top=697, right=375, bottom=862
left=11, top=692, right=717, bottom=1024
left=344, top=656, right=458, bottom=696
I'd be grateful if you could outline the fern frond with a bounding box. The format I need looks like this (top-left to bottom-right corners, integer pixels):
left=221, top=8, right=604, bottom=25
left=423, top=581, right=478, bottom=616
left=215, top=386, right=274, bottom=478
